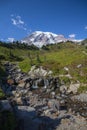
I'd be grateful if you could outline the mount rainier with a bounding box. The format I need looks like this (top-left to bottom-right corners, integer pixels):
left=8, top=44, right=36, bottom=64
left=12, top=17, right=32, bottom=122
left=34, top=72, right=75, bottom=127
left=21, top=31, right=82, bottom=47
left=21, top=31, right=67, bottom=47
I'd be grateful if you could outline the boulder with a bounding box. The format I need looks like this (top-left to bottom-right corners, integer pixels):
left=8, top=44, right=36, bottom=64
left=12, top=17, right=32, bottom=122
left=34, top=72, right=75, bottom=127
left=60, top=85, right=67, bottom=94
left=28, top=66, right=53, bottom=78
left=25, top=83, right=30, bottom=88
left=15, top=93, right=20, bottom=98
left=16, top=68, right=21, bottom=72
left=67, top=83, right=80, bottom=94
left=14, top=97, right=23, bottom=105
left=71, top=93, right=87, bottom=102
left=18, top=80, right=25, bottom=88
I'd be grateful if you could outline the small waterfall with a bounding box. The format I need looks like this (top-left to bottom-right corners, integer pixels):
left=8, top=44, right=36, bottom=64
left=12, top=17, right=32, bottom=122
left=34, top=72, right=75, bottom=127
left=44, top=78, right=49, bottom=88
left=32, top=80, right=38, bottom=89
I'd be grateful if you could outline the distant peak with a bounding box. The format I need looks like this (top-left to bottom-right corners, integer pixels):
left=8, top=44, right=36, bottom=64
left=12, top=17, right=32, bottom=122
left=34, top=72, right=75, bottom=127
left=21, top=30, right=67, bottom=48
left=34, top=31, right=43, bottom=34
left=33, top=31, right=58, bottom=37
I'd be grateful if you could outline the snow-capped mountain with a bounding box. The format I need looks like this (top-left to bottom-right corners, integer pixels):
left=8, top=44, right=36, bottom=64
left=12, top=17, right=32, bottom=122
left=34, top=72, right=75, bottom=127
left=21, top=31, right=67, bottom=47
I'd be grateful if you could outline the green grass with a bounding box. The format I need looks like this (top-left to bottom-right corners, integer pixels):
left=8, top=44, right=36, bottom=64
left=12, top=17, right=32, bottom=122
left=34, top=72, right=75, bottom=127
left=19, top=58, right=31, bottom=72
left=78, top=86, right=87, bottom=93
left=0, top=42, right=87, bottom=85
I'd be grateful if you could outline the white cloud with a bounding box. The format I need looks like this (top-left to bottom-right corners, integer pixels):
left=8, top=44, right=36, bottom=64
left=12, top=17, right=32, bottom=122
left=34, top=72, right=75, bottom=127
left=85, top=26, right=87, bottom=30
left=11, top=18, right=17, bottom=25
left=7, top=38, right=15, bottom=42
left=11, top=15, right=27, bottom=30
left=69, top=34, right=76, bottom=38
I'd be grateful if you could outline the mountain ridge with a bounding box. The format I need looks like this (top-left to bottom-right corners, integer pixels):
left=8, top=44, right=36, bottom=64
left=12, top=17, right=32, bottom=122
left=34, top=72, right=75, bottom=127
left=21, top=31, right=83, bottom=47
left=21, top=31, right=67, bottom=47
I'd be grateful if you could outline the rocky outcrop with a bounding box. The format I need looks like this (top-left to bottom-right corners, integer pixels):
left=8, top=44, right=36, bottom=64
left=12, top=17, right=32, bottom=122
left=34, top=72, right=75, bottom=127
left=28, top=65, right=53, bottom=78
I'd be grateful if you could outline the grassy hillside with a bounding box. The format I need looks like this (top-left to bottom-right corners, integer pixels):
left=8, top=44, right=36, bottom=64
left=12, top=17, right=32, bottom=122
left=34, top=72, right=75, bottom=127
left=0, top=41, right=87, bottom=85
left=19, top=42, right=87, bottom=84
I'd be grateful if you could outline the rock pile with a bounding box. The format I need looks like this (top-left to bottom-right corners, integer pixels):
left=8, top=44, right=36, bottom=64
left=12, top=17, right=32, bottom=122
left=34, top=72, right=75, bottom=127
left=1, top=62, right=87, bottom=130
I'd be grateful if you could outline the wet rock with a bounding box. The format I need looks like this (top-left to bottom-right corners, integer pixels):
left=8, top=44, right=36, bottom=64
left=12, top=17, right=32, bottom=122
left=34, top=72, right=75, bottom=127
left=31, top=83, right=39, bottom=89
left=38, top=78, right=45, bottom=87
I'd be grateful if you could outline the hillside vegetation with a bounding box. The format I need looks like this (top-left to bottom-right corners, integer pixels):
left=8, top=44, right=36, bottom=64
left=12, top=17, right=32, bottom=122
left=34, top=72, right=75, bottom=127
left=0, top=41, right=87, bottom=85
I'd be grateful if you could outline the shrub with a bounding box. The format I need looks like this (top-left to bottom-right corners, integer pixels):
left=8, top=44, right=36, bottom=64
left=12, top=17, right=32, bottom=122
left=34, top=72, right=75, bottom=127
left=60, top=77, right=71, bottom=85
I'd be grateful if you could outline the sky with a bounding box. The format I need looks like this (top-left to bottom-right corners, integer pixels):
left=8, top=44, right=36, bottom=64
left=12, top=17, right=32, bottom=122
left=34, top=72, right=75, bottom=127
left=0, top=0, right=87, bottom=42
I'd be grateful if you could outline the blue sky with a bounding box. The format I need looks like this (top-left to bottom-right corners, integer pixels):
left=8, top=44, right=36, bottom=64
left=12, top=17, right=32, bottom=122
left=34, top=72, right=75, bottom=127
left=0, top=0, right=87, bottom=42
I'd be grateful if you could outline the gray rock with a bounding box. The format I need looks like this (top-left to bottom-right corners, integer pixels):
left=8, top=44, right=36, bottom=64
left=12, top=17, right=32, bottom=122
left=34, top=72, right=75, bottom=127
left=18, top=81, right=25, bottom=88
left=15, top=73, right=22, bottom=82
left=77, top=64, right=82, bottom=68
left=51, top=91, right=56, bottom=98
left=60, top=85, right=67, bottom=94
left=25, top=83, right=30, bottom=88
left=56, top=114, right=87, bottom=130
left=47, top=99, right=60, bottom=112
left=67, top=83, right=80, bottom=94
left=16, top=68, right=21, bottom=72
left=71, top=93, right=87, bottom=102
left=28, top=66, right=53, bottom=78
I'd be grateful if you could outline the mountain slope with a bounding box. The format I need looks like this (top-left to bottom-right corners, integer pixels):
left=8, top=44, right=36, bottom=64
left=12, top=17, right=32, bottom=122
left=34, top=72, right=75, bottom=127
left=21, top=31, right=67, bottom=47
